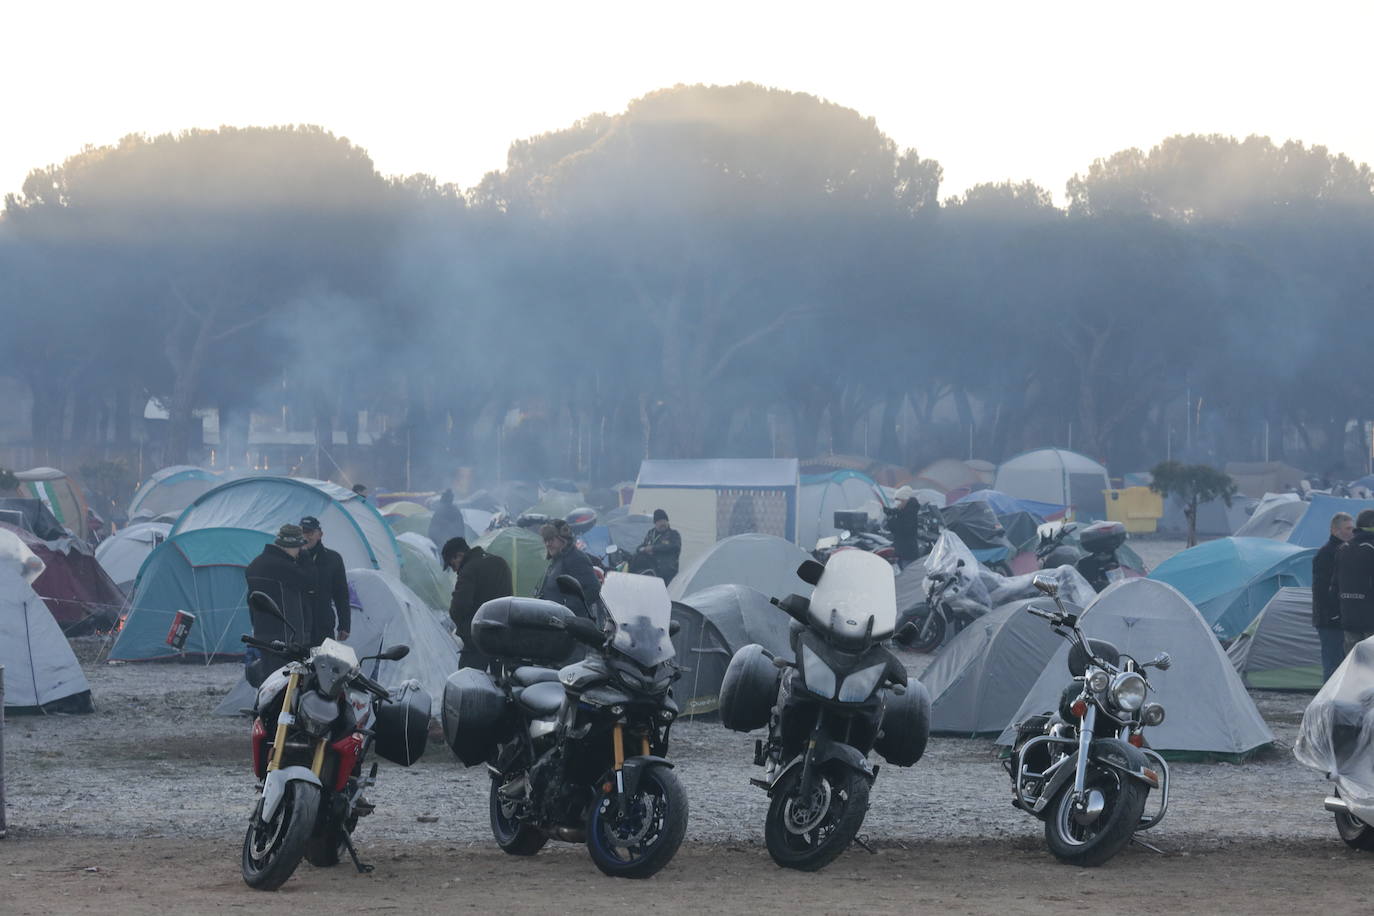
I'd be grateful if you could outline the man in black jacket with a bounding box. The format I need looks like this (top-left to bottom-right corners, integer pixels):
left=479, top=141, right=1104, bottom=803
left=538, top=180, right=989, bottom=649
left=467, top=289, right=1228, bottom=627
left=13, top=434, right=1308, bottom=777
left=1336, top=509, right=1374, bottom=656
left=537, top=519, right=602, bottom=622
left=300, top=516, right=351, bottom=645
left=1313, top=511, right=1354, bottom=680
left=244, top=524, right=314, bottom=681
left=883, top=486, right=922, bottom=569
left=443, top=536, right=513, bottom=669
left=635, top=509, right=682, bottom=582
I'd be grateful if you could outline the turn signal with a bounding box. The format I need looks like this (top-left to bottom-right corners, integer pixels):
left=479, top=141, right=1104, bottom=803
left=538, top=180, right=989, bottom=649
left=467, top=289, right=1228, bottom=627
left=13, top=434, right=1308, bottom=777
left=1129, top=733, right=1144, bottom=747
left=1070, top=699, right=1088, bottom=718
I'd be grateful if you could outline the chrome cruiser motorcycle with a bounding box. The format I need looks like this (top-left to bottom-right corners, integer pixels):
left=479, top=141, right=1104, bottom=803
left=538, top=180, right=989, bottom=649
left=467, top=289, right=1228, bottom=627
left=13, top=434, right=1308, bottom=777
left=1006, top=575, right=1170, bottom=866
left=442, top=572, right=688, bottom=878
left=719, top=550, right=930, bottom=871
left=240, top=593, right=429, bottom=890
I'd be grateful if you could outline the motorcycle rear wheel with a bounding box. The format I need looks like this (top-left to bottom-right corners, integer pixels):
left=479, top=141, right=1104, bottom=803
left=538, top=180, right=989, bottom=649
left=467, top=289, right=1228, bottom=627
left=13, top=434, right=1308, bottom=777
left=764, top=763, right=870, bottom=872
left=489, top=778, right=548, bottom=855
left=1334, top=789, right=1374, bottom=850
left=586, top=766, right=688, bottom=878
left=1044, top=766, right=1147, bottom=867
left=241, top=781, right=320, bottom=890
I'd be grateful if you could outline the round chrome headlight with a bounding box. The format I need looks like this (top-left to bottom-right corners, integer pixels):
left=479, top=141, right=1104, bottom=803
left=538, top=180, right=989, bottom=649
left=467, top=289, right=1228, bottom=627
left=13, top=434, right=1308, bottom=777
left=1087, top=668, right=1110, bottom=693
left=1110, top=672, right=1147, bottom=712
left=1141, top=702, right=1166, bottom=726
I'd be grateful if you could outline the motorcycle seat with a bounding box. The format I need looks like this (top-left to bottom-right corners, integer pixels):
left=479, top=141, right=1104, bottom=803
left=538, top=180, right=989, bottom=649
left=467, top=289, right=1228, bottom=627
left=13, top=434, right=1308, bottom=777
left=510, top=666, right=560, bottom=687
left=516, top=679, right=566, bottom=716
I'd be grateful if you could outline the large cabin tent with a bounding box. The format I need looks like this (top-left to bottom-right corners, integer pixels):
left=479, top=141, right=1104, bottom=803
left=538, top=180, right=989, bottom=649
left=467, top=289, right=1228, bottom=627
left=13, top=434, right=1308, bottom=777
left=993, top=449, right=1110, bottom=521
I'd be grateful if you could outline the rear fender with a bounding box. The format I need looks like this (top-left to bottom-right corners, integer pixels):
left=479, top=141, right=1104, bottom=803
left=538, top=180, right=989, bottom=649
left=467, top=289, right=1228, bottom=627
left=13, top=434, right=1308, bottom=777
left=260, top=766, right=322, bottom=823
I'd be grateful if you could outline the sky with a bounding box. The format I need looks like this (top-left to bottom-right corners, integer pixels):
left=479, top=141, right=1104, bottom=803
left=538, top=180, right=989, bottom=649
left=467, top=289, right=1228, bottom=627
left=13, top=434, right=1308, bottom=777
left=4, top=0, right=1372, bottom=204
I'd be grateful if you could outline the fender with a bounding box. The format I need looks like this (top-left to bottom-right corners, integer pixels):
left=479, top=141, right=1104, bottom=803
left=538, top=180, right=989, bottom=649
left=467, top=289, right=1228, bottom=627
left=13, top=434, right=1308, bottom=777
left=1089, top=737, right=1159, bottom=788
left=769, top=735, right=873, bottom=793
left=259, top=766, right=322, bottom=823
left=618, top=754, right=674, bottom=800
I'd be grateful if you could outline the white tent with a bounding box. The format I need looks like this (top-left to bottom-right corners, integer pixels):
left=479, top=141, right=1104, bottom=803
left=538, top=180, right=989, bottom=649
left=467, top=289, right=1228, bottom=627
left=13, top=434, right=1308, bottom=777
left=1234, top=495, right=1307, bottom=541
left=797, top=470, right=886, bottom=551
left=1, top=529, right=93, bottom=713
left=95, top=522, right=171, bottom=594
left=994, top=449, right=1110, bottom=521
left=997, top=578, right=1274, bottom=757
left=631, top=459, right=799, bottom=570
left=667, top=533, right=814, bottom=602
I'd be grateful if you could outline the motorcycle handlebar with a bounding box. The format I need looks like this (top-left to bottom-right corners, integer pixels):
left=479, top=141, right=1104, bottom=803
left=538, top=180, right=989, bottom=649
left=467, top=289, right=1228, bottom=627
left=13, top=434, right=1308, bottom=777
left=1027, top=606, right=1060, bottom=622
left=240, top=633, right=298, bottom=655
left=354, top=672, right=390, bottom=699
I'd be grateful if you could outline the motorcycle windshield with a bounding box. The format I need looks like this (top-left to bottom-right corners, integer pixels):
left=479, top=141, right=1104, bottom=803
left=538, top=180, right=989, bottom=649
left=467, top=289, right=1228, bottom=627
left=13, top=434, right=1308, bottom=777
left=601, top=571, right=675, bottom=667
left=808, top=549, right=897, bottom=641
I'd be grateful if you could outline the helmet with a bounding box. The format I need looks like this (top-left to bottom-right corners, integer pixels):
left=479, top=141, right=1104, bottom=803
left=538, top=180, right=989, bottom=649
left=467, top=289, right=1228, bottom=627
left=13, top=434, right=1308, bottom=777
left=565, top=507, right=598, bottom=535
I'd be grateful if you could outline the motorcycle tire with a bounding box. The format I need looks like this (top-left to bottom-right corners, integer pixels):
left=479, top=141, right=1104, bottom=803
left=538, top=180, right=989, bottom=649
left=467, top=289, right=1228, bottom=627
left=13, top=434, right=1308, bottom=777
left=1333, top=789, right=1374, bottom=851
left=489, top=778, right=548, bottom=855
left=907, top=611, right=946, bottom=653
left=764, top=763, right=871, bottom=872
left=1043, top=765, right=1147, bottom=867
left=241, top=781, right=320, bottom=890
left=586, top=765, right=688, bottom=879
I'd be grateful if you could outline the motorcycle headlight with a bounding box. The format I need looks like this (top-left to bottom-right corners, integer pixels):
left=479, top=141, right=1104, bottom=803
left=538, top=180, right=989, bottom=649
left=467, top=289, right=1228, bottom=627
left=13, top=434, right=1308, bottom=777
left=801, top=645, right=837, bottom=699
left=838, top=662, right=887, bottom=703
left=1141, top=702, right=1166, bottom=726
left=1110, top=672, right=1147, bottom=712
left=1086, top=668, right=1110, bottom=694
left=296, top=689, right=340, bottom=738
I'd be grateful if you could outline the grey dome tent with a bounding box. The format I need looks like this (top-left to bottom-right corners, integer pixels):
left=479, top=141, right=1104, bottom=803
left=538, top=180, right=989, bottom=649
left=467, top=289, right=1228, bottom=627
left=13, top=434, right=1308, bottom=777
left=667, top=533, right=814, bottom=602
left=921, top=599, right=1068, bottom=736
left=669, top=584, right=795, bottom=717
left=997, top=578, right=1274, bottom=758
left=1, top=530, right=92, bottom=714
left=1234, top=496, right=1307, bottom=541
left=1227, top=587, right=1323, bottom=691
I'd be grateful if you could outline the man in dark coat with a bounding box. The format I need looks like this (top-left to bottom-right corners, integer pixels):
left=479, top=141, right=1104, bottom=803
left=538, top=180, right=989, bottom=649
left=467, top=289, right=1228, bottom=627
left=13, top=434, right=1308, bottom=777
left=1336, top=509, right=1374, bottom=656
left=1313, top=511, right=1354, bottom=680
left=536, top=519, right=602, bottom=622
left=635, top=509, right=682, bottom=582
left=883, top=486, right=923, bottom=569
left=443, top=536, right=513, bottom=669
left=428, top=489, right=468, bottom=548
left=300, top=515, right=351, bottom=645
left=244, top=524, right=314, bottom=681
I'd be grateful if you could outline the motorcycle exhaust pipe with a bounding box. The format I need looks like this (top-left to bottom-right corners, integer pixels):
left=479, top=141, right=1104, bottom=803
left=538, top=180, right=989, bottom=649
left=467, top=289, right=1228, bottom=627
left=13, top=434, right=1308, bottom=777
left=1324, top=795, right=1350, bottom=815
left=551, top=827, right=586, bottom=843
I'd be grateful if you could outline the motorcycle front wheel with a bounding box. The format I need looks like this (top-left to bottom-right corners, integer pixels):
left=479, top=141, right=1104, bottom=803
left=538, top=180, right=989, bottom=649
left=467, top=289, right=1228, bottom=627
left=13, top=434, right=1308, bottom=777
left=907, top=611, right=946, bottom=653
left=1044, top=765, right=1147, bottom=867
left=242, top=781, right=320, bottom=890
left=1333, top=789, right=1374, bottom=850
left=489, top=778, right=548, bottom=855
left=764, top=763, right=871, bottom=872
left=586, top=766, right=688, bottom=878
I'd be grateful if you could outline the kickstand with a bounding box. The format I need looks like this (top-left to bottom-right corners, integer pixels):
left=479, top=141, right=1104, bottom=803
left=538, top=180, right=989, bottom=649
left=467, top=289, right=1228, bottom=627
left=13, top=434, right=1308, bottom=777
left=341, top=832, right=375, bottom=874
left=853, top=834, right=876, bottom=855
left=1130, top=835, right=1167, bottom=855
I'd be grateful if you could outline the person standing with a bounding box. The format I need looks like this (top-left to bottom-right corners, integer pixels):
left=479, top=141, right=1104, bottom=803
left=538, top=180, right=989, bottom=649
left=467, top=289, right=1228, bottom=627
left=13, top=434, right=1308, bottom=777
left=537, top=519, right=602, bottom=621
left=244, top=524, right=314, bottom=680
left=1313, top=512, right=1355, bottom=680
left=428, top=489, right=467, bottom=546
left=1336, top=509, right=1374, bottom=657
left=442, top=536, right=513, bottom=670
left=300, top=516, right=350, bottom=644
left=635, top=509, right=682, bottom=582
left=883, top=486, right=922, bottom=569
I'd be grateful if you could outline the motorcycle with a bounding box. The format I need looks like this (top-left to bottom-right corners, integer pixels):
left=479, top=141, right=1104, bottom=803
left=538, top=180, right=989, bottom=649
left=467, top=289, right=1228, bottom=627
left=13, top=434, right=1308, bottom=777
left=718, top=550, right=930, bottom=871
left=1006, top=575, right=1170, bottom=866
left=1037, top=520, right=1129, bottom=593
left=239, top=592, right=430, bottom=890
left=897, top=530, right=989, bottom=652
left=812, top=527, right=898, bottom=567
left=442, top=571, right=688, bottom=878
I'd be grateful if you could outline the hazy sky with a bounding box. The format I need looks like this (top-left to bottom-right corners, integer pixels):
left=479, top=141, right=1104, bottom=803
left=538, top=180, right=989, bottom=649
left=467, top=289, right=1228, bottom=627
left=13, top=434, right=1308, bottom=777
left=4, top=0, right=1372, bottom=203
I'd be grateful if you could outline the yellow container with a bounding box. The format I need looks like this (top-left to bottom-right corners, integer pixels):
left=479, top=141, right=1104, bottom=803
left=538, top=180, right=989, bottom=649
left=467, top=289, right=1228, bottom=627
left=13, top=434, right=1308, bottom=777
left=1104, top=486, right=1163, bottom=534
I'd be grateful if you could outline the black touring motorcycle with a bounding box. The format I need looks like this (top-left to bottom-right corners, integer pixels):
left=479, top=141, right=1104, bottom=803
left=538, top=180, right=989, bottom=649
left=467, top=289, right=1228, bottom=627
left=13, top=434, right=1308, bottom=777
left=1006, top=575, right=1170, bottom=866
left=719, top=550, right=930, bottom=871
left=442, top=572, right=688, bottom=878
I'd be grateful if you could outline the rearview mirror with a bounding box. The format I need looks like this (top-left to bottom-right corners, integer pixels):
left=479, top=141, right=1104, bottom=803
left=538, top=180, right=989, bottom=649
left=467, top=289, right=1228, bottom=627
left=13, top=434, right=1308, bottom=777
left=796, top=559, right=826, bottom=586
left=1149, top=651, right=1171, bottom=671
left=375, top=644, right=410, bottom=662
left=1032, top=575, right=1059, bottom=597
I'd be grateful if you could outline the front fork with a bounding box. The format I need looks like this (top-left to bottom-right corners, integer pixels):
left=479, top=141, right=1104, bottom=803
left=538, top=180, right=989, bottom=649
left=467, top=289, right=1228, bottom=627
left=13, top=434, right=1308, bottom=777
left=262, top=668, right=329, bottom=783
left=610, top=721, right=651, bottom=815
left=1072, top=705, right=1096, bottom=798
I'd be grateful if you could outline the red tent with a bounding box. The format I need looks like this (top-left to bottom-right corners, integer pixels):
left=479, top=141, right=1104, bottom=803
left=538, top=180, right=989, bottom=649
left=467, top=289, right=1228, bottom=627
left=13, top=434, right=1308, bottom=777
left=0, top=522, right=124, bottom=634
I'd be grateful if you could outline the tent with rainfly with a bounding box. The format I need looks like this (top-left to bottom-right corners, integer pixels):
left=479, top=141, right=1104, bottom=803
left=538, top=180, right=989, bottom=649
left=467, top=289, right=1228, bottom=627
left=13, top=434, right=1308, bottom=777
left=994, top=449, right=1110, bottom=521
left=1288, top=494, right=1374, bottom=548
left=1227, top=587, right=1324, bottom=690
left=1233, top=495, right=1307, bottom=541
left=1, top=528, right=93, bottom=713
left=666, top=533, right=814, bottom=602
left=96, top=522, right=171, bottom=594
left=474, top=525, right=547, bottom=597
left=108, top=527, right=273, bottom=661
left=2, top=521, right=124, bottom=634
left=669, top=584, right=795, bottom=717
left=797, top=470, right=887, bottom=551
left=127, top=466, right=220, bottom=522
left=15, top=467, right=92, bottom=540
left=1148, top=536, right=1314, bottom=641
left=395, top=532, right=454, bottom=611
left=998, top=578, right=1275, bottom=758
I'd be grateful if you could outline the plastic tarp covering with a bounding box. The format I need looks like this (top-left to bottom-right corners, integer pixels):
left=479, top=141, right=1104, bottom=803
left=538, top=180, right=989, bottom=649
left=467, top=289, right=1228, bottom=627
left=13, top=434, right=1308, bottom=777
left=1228, top=587, right=1323, bottom=691
left=172, top=476, right=400, bottom=577
left=396, top=532, right=455, bottom=612
left=474, top=526, right=546, bottom=597
left=954, top=489, right=1067, bottom=522
left=666, top=533, right=814, bottom=602
left=96, top=522, right=171, bottom=593
left=1, top=528, right=92, bottom=712
left=670, top=583, right=795, bottom=716
left=985, top=565, right=1096, bottom=611
left=1234, top=497, right=1308, bottom=541
left=922, top=531, right=991, bottom=615
left=797, top=471, right=886, bottom=551
left=1289, top=494, right=1374, bottom=548
left=1294, top=636, right=1374, bottom=825
left=997, top=579, right=1275, bottom=757
left=1148, top=536, right=1314, bottom=641
left=940, top=502, right=1014, bottom=563
left=922, top=599, right=1063, bottom=735
left=993, top=449, right=1109, bottom=521
left=128, top=466, right=219, bottom=521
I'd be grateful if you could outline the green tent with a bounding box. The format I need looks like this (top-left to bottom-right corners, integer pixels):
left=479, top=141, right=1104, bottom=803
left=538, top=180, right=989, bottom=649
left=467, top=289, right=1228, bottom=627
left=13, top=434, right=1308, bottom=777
left=526, top=492, right=584, bottom=519
left=476, top=526, right=547, bottom=597
left=1227, top=587, right=1323, bottom=690
left=388, top=510, right=434, bottom=538
left=396, top=532, right=455, bottom=612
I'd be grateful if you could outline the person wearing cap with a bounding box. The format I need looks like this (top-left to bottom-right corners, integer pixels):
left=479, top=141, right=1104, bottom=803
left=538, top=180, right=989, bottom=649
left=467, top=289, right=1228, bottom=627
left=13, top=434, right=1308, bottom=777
left=244, top=524, right=315, bottom=678
left=634, top=509, right=681, bottom=582
left=300, top=516, right=351, bottom=644
left=536, top=519, right=602, bottom=622
left=883, top=485, right=923, bottom=569
left=442, top=536, right=513, bottom=670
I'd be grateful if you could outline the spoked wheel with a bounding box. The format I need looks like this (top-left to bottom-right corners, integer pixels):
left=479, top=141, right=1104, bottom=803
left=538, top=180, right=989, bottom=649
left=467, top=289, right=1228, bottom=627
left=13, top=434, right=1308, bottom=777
left=1044, top=765, right=1147, bottom=867
left=1333, top=789, right=1374, bottom=851
left=242, top=781, right=320, bottom=890
left=489, top=777, right=548, bottom=855
left=764, top=763, right=871, bottom=872
left=586, top=766, right=688, bottom=878
left=907, top=611, right=946, bottom=653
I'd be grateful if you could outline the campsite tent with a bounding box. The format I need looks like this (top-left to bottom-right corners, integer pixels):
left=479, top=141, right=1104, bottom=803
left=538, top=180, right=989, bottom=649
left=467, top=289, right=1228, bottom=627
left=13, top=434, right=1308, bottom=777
left=1, top=521, right=124, bottom=634
left=940, top=501, right=1015, bottom=565
left=913, top=459, right=985, bottom=495
left=630, top=459, right=800, bottom=569
left=96, top=521, right=171, bottom=593
left=1149, top=536, right=1314, bottom=641
left=670, top=584, right=795, bottom=716
left=994, top=449, right=1110, bottom=521
left=395, top=532, right=455, bottom=611
left=1225, top=461, right=1307, bottom=499
left=1, top=528, right=93, bottom=713
left=1227, top=587, right=1323, bottom=690
left=0, top=497, right=67, bottom=540
left=922, top=599, right=1063, bottom=735
left=172, top=476, right=401, bottom=577
left=15, top=467, right=91, bottom=539
left=954, top=489, right=1067, bottom=521
left=1158, top=493, right=1255, bottom=537
left=666, top=533, right=814, bottom=602
left=1288, top=494, right=1374, bottom=548
left=1234, top=495, right=1307, bottom=541
left=127, top=466, right=219, bottom=522
left=108, top=527, right=272, bottom=661
left=797, top=470, right=887, bottom=551
left=998, top=579, right=1274, bottom=757
left=474, top=526, right=546, bottom=597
